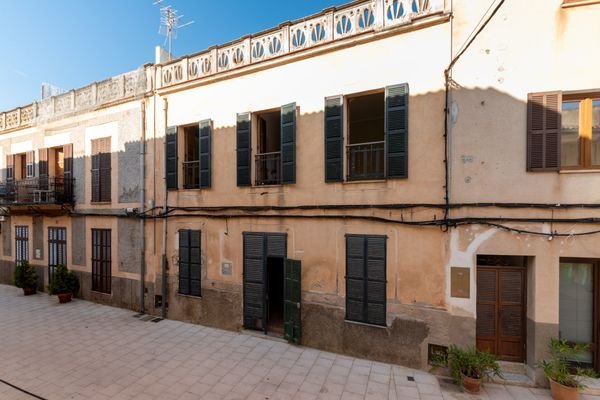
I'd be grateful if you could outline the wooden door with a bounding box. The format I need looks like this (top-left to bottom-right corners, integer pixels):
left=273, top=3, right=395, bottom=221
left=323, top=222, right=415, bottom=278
left=476, top=266, right=526, bottom=362
left=284, top=258, right=301, bottom=344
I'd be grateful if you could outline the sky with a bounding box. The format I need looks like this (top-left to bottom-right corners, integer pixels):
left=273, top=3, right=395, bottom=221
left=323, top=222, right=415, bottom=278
left=0, top=0, right=350, bottom=111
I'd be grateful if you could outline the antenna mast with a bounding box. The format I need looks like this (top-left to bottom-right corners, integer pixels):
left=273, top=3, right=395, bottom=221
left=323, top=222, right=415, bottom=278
left=154, top=0, right=194, bottom=61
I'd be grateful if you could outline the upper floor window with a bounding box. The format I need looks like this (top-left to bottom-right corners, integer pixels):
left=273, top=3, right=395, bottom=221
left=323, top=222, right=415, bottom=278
left=183, top=125, right=200, bottom=189
left=166, top=120, right=212, bottom=190
left=256, top=110, right=282, bottom=185
left=561, top=98, right=600, bottom=169
left=91, top=137, right=111, bottom=202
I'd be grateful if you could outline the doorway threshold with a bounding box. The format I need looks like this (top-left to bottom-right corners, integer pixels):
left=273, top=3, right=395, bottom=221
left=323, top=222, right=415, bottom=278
left=491, top=362, right=535, bottom=388
left=241, top=329, right=287, bottom=344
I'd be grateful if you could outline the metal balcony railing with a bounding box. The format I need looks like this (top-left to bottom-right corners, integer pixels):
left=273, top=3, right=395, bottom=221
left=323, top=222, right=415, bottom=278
left=0, top=176, right=75, bottom=205
left=183, top=160, right=200, bottom=189
left=255, top=152, right=281, bottom=185
left=347, top=141, right=385, bottom=181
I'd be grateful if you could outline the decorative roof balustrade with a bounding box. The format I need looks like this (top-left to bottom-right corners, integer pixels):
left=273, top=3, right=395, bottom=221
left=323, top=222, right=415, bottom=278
left=0, top=67, right=148, bottom=133
left=157, top=0, right=446, bottom=89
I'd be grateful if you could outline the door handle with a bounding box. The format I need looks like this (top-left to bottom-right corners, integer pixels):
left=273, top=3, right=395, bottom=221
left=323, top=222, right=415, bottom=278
left=296, top=302, right=300, bottom=309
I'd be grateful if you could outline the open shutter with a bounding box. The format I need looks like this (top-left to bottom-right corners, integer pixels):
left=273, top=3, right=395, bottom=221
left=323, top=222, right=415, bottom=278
left=324, top=96, right=343, bottom=182
left=178, top=230, right=191, bottom=295
left=198, top=119, right=212, bottom=189
left=100, top=138, right=111, bottom=202
left=527, top=92, right=561, bottom=171
left=281, top=103, right=296, bottom=184
left=39, top=148, right=48, bottom=190
left=91, top=140, right=100, bottom=202
left=63, top=143, right=73, bottom=200
left=284, top=258, right=301, bottom=344
left=243, top=233, right=266, bottom=331
left=237, top=113, right=251, bottom=186
left=6, top=154, right=14, bottom=183
left=26, top=151, right=35, bottom=178
left=165, top=126, right=178, bottom=190
left=386, top=83, right=409, bottom=178
left=365, top=236, right=386, bottom=326
left=346, top=235, right=366, bottom=322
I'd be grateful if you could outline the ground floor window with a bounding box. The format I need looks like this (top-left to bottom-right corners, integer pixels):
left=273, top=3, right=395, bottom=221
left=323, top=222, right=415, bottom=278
left=48, top=227, right=66, bottom=283
left=345, top=234, right=387, bottom=326
left=91, top=229, right=111, bottom=294
left=15, top=226, right=29, bottom=265
left=178, top=230, right=201, bottom=297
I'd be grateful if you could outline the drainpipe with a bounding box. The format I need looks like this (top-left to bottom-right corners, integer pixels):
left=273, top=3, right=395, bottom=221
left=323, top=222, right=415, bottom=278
left=161, top=97, right=169, bottom=319
left=139, top=100, right=146, bottom=313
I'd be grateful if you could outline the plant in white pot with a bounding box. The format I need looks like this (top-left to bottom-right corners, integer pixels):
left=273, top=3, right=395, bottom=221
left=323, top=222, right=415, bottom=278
left=538, top=338, right=597, bottom=400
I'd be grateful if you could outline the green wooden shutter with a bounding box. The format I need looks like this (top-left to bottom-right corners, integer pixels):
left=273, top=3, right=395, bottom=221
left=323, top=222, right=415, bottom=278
left=63, top=144, right=73, bottom=201
left=284, top=258, right=301, bottom=344
left=237, top=113, right=251, bottom=186
left=99, top=138, right=111, bottom=202
left=385, top=83, right=409, bottom=178
left=178, top=230, right=190, bottom=295
left=91, top=140, right=100, bottom=202
left=366, top=236, right=386, bottom=326
left=189, top=230, right=201, bottom=297
left=346, top=235, right=366, bottom=322
left=38, top=148, right=48, bottom=190
left=199, top=119, right=212, bottom=188
left=266, top=233, right=287, bottom=258
left=324, top=96, right=343, bottom=182
left=281, top=103, right=296, bottom=184
left=166, top=126, right=178, bottom=190
left=527, top=92, right=561, bottom=171
left=243, top=233, right=266, bottom=331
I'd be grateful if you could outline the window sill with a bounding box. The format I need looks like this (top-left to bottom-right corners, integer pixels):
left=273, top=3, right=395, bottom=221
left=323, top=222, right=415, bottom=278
left=559, top=169, right=600, bottom=174
left=562, top=0, right=600, bottom=8
left=344, top=319, right=387, bottom=329
left=91, top=201, right=112, bottom=205
left=177, top=293, right=202, bottom=299
left=91, top=290, right=112, bottom=296
left=343, top=179, right=387, bottom=185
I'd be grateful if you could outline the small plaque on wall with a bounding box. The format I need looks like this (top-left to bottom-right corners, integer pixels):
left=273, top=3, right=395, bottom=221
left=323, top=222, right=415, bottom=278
left=451, top=267, right=470, bottom=298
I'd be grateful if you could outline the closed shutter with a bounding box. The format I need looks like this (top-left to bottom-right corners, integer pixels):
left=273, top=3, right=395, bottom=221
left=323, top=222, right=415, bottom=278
left=6, top=154, right=14, bottom=183
left=63, top=144, right=73, bottom=200
left=26, top=151, right=35, bottom=178
left=266, top=233, right=287, bottom=258
left=199, top=120, right=212, bottom=189
left=99, top=139, right=111, bottom=202
left=385, top=83, right=409, bottom=178
left=237, top=113, right=251, bottom=186
left=324, top=96, right=343, bottom=182
left=178, top=230, right=201, bottom=296
left=527, top=92, right=562, bottom=171
left=178, top=230, right=191, bottom=295
left=91, top=140, right=100, bottom=202
left=345, top=235, right=387, bottom=326
left=92, top=229, right=111, bottom=294
left=39, top=148, right=48, bottom=190
left=281, top=103, right=296, bottom=184
left=166, top=126, right=178, bottom=189
left=243, top=233, right=266, bottom=330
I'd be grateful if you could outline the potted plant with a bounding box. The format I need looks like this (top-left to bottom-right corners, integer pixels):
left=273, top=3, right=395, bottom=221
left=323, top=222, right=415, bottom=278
left=47, top=264, right=80, bottom=303
left=13, top=261, right=38, bottom=295
left=538, top=338, right=596, bottom=400
left=434, top=345, right=501, bottom=394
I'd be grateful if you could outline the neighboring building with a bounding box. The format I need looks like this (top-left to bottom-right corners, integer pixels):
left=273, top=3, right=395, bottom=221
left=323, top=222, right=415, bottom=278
left=1, top=0, right=600, bottom=384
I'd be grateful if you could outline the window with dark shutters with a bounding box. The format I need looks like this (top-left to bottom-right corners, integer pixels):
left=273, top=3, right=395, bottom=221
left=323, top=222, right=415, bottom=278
left=199, top=120, right=212, bottom=189
left=386, top=83, right=409, bottom=178
left=15, top=226, right=29, bottom=265
left=345, top=234, right=387, bottom=326
left=527, top=92, right=561, bottom=171
left=324, top=96, right=344, bottom=182
left=178, top=229, right=201, bottom=297
left=91, top=137, right=111, bottom=202
left=166, top=126, right=178, bottom=190
left=237, top=113, right=252, bottom=186
left=48, top=227, right=67, bottom=283
left=91, top=229, right=111, bottom=294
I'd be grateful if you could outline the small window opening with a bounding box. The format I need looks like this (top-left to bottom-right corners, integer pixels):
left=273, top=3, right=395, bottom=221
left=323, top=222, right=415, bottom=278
left=183, top=125, right=200, bottom=189
left=255, top=110, right=281, bottom=185
left=347, top=92, right=385, bottom=181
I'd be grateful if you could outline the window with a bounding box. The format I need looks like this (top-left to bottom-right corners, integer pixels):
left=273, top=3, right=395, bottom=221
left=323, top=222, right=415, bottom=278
left=345, top=234, right=387, bottom=326
left=183, top=125, right=200, bottom=189
left=325, top=84, right=408, bottom=182
left=527, top=92, right=600, bottom=171
left=48, top=227, right=67, bottom=283
left=255, top=110, right=282, bottom=185
left=15, top=226, right=28, bottom=265
left=91, top=229, right=111, bottom=294
left=91, top=137, right=111, bottom=202
left=178, top=230, right=201, bottom=296
left=166, top=120, right=212, bottom=190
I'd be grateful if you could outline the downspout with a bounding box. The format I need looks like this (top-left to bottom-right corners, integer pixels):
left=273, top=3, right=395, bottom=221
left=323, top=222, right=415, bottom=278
left=161, top=97, right=169, bottom=319
left=139, top=99, right=146, bottom=313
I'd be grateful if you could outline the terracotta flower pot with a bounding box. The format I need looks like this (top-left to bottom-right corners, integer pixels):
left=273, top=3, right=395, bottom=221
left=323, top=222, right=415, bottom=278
left=22, top=287, right=36, bottom=296
left=461, top=374, right=482, bottom=394
left=57, top=292, right=72, bottom=304
left=549, top=379, right=579, bottom=400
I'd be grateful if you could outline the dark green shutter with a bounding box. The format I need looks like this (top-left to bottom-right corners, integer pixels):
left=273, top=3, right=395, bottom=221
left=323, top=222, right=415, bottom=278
left=345, top=235, right=366, bottom=322
left=178, top=230, right=190, bottom=295
left=284, top=258, right=301, bottom=344
left=365, top=236, right=386, bottom=326
left=243, top=233, right=266, bottom=331
left=266, top=233, right=287, bottom=258
left=63, top=144, right=73, bottom=201
left=166, top=126, right=178, bottom=190
left=189, top=230, right=201, bottom=296
left=39, top=148, right=48, bottom=190
left=324, top=96, right=343, bottom=182
left=281, top=103, right=296, bottom=184
left=179, top=229, right=201, bottom=296
left=237, top=113, right=251, bottom=186
left=385, top=83, right=409, bottom=178
left=199, top=119, right=212, bottom=188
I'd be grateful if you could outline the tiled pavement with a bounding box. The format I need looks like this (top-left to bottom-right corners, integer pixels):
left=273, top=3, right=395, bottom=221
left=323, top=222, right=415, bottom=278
left=0, top=284, right=598, bottom=400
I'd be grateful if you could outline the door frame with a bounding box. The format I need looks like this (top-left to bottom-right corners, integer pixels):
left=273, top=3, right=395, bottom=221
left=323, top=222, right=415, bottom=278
left=476, top=261, right=527, bottom=363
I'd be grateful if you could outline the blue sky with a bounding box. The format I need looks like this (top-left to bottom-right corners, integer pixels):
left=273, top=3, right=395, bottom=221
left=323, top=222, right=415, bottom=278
left=0, top=0, right=349, bottom=111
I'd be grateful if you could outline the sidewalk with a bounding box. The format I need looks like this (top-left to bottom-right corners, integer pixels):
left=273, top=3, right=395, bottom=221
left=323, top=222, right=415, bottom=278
left=0, top=284, right=595, bottom=400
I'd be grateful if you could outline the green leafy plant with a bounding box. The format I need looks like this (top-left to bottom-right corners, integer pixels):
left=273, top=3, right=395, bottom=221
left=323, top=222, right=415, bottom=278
left=13, top=261, right=38, bottom=289
left=538, top=337, right=597, bottom=389
left=437, top=345, right=502, bottom=384
left=48, top=264, right=80, bottom=295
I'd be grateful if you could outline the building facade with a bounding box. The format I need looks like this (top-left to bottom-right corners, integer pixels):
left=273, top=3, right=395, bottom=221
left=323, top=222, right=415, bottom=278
left=1, top=0, right=599, bottom=384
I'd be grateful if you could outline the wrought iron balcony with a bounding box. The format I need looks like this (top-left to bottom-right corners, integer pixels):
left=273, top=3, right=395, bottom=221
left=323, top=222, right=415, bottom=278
left=347, top=141, right=385, bottom=181
left=255, top=152, right=281, bottom=185
left=0, top=176, right=75, bottom=205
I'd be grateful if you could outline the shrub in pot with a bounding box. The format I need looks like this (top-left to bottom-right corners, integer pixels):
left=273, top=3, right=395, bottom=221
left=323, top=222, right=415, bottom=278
left=13, top=261, right=38, bottom=295
left=47, top=264, right=79, bottom=303
left=538, top=338, right=596, bottom=400
left=435, top=345, right=501, bottom=394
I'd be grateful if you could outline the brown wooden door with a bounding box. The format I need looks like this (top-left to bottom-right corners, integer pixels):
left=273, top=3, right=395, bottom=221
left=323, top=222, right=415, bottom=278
left=476, top=266, right=526, bottom=362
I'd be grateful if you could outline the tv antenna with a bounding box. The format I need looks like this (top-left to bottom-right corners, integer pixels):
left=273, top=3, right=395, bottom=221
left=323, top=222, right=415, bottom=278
left=154, top=0, right=194, bottom=61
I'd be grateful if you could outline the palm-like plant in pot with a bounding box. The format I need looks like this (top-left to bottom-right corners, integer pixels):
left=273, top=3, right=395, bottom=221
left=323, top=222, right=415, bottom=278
left=538, top=338, right=597, bottom=400
left=13, top=261, right=38, bottom=295
left=445, top=345, right=502, bottom=394
left=48, top=264, right=79, bottom=303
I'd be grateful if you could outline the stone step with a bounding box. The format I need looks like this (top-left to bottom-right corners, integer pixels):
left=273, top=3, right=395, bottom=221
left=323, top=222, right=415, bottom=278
left=491, top=372, right=536, bottom=388
left=498, top=361, right=527, bottom=375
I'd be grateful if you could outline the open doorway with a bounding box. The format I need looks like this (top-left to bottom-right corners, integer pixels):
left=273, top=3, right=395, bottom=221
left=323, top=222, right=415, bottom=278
left=266, top=256, right=284, bottom=335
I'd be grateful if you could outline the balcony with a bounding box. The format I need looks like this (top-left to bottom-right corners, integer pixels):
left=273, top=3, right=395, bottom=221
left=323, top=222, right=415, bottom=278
left=255, top=152, right=281, bottom=185
left=0, top=176, right=75, bottom=205
left=183, top=160, right=200, bottom=189
left=347, top=141, right=385, bottom=181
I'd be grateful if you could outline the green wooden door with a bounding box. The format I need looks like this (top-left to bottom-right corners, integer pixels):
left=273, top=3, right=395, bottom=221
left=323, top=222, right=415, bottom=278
left=284, top=258, right=301, bottom=344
